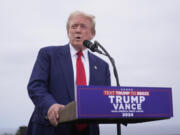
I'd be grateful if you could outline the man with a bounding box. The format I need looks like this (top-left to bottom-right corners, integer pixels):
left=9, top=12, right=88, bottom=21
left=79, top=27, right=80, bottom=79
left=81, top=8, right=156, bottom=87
left=26, top=11, right=111, bottom=135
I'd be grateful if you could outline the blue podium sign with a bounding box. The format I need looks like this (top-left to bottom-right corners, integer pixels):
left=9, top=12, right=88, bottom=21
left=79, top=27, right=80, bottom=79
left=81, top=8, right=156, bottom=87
left=76, top=86, right=173, bottom=119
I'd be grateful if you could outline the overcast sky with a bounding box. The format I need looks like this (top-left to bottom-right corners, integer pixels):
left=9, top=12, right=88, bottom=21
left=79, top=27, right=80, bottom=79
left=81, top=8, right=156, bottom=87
left=0, top=0, right=180, bottom=134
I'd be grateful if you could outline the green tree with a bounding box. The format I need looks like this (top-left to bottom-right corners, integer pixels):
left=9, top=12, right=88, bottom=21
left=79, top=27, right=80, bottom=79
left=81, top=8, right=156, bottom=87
left=15, top=126, right=27, bottom=135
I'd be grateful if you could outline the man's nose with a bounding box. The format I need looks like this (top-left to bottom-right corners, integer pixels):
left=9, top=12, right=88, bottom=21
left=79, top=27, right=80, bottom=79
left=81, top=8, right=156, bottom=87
left=76, top=26, right=81, bottom=32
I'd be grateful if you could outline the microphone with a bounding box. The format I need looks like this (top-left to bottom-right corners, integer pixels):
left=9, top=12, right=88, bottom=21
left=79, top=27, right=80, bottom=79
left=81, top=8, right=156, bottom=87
left=83, top=40, right=103, bottom=54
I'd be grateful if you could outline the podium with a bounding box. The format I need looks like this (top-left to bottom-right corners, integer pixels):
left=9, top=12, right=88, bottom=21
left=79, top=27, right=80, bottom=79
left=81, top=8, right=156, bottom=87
left=59, top=85, right=173, bottom=133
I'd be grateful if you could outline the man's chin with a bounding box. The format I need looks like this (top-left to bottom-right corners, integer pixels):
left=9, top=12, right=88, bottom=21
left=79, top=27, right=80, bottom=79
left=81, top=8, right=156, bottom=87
left=71, top=44, right=85, bottom=51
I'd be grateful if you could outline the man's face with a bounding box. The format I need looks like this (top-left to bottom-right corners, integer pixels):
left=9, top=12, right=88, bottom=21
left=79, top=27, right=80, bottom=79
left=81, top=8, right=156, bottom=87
left=67, top=15, right=94, bottom=50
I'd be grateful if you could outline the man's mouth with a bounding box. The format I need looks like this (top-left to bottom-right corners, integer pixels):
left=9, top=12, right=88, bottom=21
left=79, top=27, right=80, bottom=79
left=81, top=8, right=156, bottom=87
left=75, top=36, right=81, bottom=40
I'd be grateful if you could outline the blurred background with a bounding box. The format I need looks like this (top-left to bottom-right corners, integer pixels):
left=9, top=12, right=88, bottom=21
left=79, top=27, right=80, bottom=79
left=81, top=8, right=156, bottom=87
left=0, top=0, right=180, bottom=134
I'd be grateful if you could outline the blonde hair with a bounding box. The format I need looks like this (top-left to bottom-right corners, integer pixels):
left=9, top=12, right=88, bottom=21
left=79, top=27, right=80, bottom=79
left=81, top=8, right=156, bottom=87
left=66, top=11, right=96, bottom=35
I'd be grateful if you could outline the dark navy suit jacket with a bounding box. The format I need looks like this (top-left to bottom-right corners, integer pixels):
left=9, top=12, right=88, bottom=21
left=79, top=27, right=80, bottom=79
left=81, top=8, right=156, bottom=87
left=26, top=44, right=111, bottom=135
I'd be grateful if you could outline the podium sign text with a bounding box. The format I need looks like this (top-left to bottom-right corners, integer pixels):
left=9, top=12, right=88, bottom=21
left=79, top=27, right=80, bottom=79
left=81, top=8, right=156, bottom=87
left=76, top=86, right=173, bottom=119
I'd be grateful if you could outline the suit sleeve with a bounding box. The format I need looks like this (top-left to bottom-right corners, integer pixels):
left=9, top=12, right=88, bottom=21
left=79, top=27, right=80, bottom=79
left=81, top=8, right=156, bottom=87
left=27, top=48, right=57, bottom=118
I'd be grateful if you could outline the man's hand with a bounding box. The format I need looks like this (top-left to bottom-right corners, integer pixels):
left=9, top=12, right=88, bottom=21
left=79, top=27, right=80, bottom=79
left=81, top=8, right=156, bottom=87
left=47, top=104, right=65, bottom=126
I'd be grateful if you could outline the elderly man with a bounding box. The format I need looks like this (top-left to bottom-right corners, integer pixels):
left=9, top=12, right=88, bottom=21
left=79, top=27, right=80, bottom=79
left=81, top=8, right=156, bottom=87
left=26, top=11, right=111, bottom=135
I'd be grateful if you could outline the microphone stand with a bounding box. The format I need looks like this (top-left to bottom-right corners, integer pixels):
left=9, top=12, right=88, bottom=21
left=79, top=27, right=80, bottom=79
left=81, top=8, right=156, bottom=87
left=94, top=41, right=121, bottom=135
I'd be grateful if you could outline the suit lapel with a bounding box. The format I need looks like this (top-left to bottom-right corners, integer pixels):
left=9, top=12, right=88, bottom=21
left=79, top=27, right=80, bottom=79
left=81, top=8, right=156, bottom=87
left=88, top=52, right=98, bottom=85
left=58, top=45, right=74, bottom=100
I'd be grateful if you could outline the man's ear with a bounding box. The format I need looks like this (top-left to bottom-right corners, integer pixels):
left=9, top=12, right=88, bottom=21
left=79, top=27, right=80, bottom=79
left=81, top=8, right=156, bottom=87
left=90, top=33, right=95, bottom=40
left=67, top=30, right=70, bottom=37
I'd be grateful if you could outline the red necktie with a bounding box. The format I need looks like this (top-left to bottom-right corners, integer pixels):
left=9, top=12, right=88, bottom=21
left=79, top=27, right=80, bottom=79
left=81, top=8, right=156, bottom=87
left=76, top=51, right=86, bottom=85
left=75, top=51, right=88, bottom=131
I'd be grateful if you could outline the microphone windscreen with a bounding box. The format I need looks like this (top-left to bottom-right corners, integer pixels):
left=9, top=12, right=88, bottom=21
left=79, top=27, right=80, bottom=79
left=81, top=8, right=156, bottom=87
left=83, top=40, right=92, bottom=48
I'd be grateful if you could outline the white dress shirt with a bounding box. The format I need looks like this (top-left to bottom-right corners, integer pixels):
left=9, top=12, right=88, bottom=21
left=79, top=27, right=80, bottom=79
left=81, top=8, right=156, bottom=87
left=69, top=44, right=90, bottom=86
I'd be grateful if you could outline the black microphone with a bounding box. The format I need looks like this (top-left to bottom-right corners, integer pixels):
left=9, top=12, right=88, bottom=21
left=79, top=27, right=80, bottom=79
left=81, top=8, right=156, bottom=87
left=83, top=40, right=103, bottom=54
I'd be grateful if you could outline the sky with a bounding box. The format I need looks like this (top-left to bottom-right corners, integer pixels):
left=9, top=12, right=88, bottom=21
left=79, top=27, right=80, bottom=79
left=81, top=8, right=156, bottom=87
left=0, top=0, right=180, bottom=134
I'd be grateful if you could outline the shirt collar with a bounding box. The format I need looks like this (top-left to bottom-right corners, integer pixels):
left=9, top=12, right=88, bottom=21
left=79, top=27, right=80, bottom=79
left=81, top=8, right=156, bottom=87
left=69, top=44, right=88, bottom=60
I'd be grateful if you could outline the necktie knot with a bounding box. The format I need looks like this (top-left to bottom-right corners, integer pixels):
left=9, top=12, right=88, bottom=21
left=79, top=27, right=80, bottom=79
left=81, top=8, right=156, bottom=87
left=77, top=51, right=83, bottom=57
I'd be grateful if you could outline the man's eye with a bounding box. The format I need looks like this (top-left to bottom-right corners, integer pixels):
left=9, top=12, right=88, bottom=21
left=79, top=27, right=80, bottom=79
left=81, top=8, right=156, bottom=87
left=81, top=24, right=87, bottom=29
left=71, top=25, right=77, bottom=29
